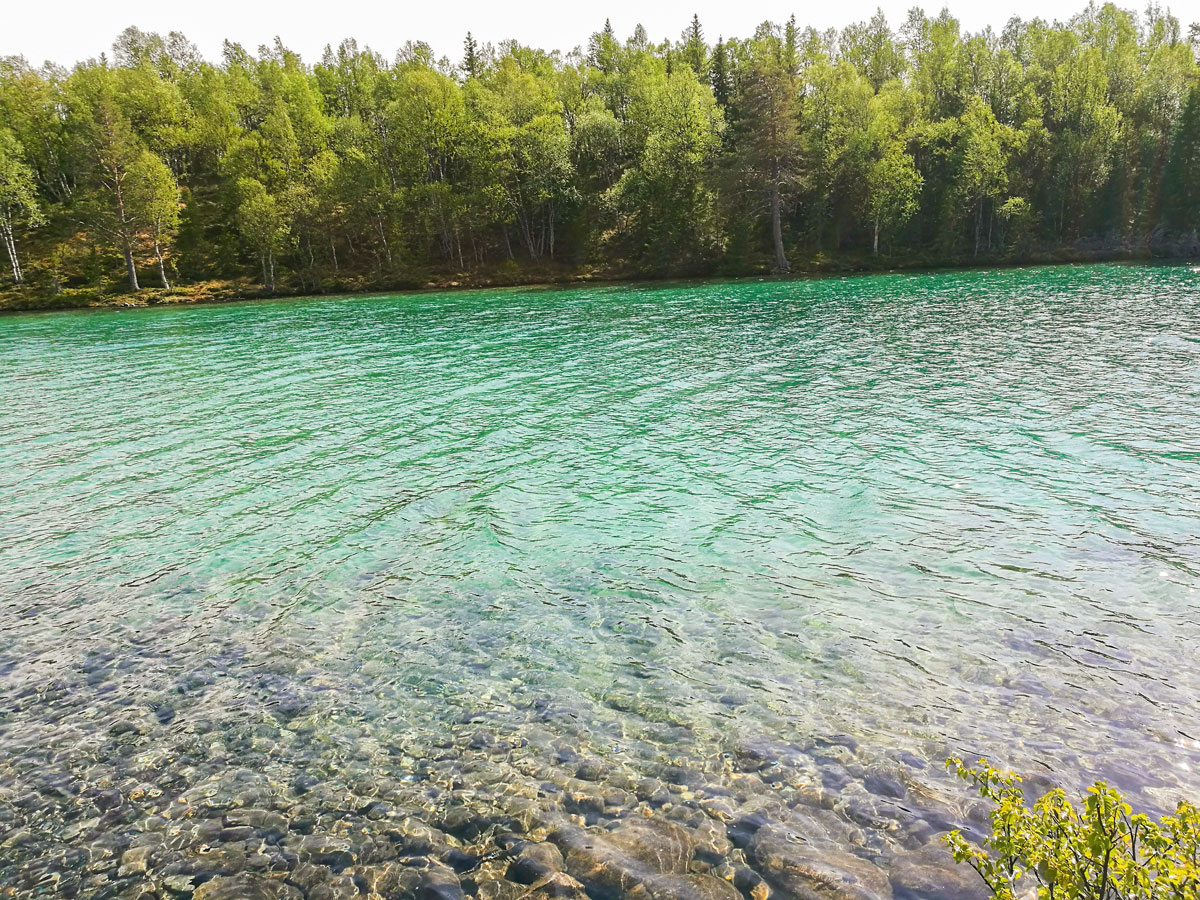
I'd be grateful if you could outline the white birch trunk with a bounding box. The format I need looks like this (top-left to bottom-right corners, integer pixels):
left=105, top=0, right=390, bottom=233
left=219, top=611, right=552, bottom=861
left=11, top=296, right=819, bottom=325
left=155, top=240, right=170, bottom=289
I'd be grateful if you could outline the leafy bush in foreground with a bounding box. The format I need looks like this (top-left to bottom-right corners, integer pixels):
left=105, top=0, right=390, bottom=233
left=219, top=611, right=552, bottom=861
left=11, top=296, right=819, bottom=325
left=945, top=758, right=1199, bottom=900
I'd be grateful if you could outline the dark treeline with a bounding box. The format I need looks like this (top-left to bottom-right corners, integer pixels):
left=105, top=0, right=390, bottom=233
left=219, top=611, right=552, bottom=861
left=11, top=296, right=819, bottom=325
left=1, top=5, right=1199, bottom=304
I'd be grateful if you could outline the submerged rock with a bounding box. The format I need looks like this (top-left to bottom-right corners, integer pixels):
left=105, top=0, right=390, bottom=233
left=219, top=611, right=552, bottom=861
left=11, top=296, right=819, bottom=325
left=751, top=824, right=892, bottom=900
left=293, top=834, right=357, bottom=869
left=659, top=875, right=743, bottom=900
left=732, top=866, right=771, bottom=900
left=420, top=867, right=468, bottom=900
left=604, top=818, right=695, bottom=874
left=507, top=840, right=565, bottom=884
left=308, top=875, right=359, bottom=900
left=347, top=861, right=422, bottom=897
left=193, top=873, right=303, bottom=900
left=554, top=819, right=740, bottom=900
left=887, top=840, right=989, bottom=900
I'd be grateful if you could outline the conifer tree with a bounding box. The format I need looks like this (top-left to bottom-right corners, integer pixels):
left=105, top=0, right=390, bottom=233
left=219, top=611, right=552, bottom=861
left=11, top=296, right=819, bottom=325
left=783, top=15, right=799, bottom=77
left=1163, top=84, right=1200, bottom=233
left=463, top=32, right=480, bottom=80
left=683, top=15, right=708, bottom=76
left=735, top=55, right=800, bottom=272
left=711, top=38, right=731, bottom=108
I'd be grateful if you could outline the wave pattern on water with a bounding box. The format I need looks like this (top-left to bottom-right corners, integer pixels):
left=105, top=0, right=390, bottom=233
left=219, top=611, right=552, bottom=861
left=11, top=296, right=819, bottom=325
left=1, top=264, right=1199, bottom=900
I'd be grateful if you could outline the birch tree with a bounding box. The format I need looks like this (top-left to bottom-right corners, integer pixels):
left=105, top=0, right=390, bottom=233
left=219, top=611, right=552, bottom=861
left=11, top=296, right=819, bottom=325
left=126, top=151, right=180, bottom=288
left=866, top=142, right=921, bottom=253
left=0, top=129, right=45, bottom=284
left=237, top=178, right=289, bottom=292
left=67, top=63, right=146, bottom=290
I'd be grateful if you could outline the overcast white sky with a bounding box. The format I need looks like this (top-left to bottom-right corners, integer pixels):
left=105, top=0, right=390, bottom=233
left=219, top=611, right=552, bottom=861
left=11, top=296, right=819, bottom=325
left=4, top=0, right=1199, bottom=68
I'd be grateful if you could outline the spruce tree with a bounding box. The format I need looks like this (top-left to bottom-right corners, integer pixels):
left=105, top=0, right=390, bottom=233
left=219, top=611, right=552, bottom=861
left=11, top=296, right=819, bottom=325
left=711, top=38, right=731, bottom=107
left=1163, top=84, right=1200, bottom=233
left=783, top=15, right=799, bottom=77
left=683, top=15, right=707, bottom=76
left=589, top=20, right=618, bottom=74
left=463, top=32, right=480, bottom=80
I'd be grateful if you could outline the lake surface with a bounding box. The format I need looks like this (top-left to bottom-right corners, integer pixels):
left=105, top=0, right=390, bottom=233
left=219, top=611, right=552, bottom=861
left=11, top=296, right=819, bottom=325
left=2, top=264, right=1199, bottom=900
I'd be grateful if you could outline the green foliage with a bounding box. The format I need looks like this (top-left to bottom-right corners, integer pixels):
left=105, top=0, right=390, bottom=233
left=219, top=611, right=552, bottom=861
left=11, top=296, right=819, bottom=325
left=0, top=127, right=45, bottom=283
left=866, top=141, right=921, bottom=251
left=945, top=758, right=1200, bottom=900
left=236, top=178, right=289, bottom=290
left=0, top=129, right=44, bottom=227
left=1, top=5, right=1198, bottom=301
left=1163, top=84, right=1200, bottom=231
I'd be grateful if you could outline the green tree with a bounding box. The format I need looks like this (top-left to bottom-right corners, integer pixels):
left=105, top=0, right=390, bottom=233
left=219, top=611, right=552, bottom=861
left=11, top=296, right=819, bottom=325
left=853, top=78, right=923, bottom=255
left=1163, top=84, right=1200, bottom=232
left=956, top=95, right=1022, bottom=254
left=842, top=9, right=904, bottom=91
left=126, top=150, right=180, bottom=288
left=0, top=128, right=45, bottom=284
left=237, top=178, right=289, bottom=291
left=710, top=38, right=731, bottom=108
left=682, top=15, right=708, bottom=77
left=730, top=53, right=801, bottom=272
left=463, top=33, right=481, bottom=80
left=865, top=146, right=920, bottom=254
left=611, top=64, right=724, bottom=269
left=67, top=62, right=148, bottom=290
left=589, top=20, right=619, bottom=75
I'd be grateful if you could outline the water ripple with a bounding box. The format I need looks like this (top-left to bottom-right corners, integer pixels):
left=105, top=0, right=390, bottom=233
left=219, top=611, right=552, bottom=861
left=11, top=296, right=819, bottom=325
left=1, top=264, right=1199, bottom=897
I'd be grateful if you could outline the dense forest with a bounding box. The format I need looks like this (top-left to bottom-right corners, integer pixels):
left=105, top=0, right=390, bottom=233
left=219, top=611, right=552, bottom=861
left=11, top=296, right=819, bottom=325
left=1, top=5, right=1199, bottom=308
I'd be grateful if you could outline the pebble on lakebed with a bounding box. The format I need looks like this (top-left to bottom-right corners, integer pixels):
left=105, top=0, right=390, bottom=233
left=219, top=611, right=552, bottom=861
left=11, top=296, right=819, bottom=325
left=0, top=626, right=995, bottom=900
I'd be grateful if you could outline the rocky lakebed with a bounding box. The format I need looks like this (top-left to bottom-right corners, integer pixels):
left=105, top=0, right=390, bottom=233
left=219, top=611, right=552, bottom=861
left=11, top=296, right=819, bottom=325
left=0, top=617, right=999, bottom=900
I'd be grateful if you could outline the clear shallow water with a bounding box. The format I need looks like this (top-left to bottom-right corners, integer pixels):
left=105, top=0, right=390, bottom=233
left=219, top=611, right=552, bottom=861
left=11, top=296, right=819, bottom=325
left=1, top=264, right=1199, bottom=900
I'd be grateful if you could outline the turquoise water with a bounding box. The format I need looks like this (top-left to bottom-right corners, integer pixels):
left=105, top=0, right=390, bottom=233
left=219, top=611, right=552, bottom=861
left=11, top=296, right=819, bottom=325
left=1, top=264, right=1199, bottom=899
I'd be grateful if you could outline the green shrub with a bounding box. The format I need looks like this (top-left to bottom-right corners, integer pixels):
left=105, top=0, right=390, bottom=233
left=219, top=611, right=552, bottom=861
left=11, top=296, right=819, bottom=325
left=945, top=758, right=1199, bottom=900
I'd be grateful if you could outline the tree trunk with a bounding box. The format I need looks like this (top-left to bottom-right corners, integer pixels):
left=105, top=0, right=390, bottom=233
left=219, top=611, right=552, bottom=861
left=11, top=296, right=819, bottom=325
left=124, top=246, right=140, bottom=292
left=518, top=210, right=538, bottom=260
left=1, top=221, right=22, bottom=284
left=973, top=203, right=982, bottom=257
left=307, top=240, right=322, bottom=292
left=375, top=215, right=392, bottom=264
left=873, top=220, right=880, bottom=255
left=154, top=240, right=170, bottom=289
left=771, top=178, right=790, bottom=273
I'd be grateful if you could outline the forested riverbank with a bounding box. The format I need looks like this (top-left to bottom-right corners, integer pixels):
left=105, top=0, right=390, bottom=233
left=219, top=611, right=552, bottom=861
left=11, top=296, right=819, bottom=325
left=1, top=5, right=1199, bottom=312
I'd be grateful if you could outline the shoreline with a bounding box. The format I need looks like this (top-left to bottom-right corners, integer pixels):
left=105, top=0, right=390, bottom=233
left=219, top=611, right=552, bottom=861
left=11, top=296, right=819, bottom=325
left=3, top=249, right=1197, bottom=315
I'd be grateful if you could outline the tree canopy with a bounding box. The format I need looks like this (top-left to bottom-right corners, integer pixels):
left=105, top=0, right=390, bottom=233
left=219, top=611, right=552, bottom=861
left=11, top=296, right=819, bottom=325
left=1, top=6, right=1198, bottom=302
